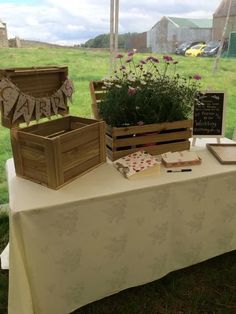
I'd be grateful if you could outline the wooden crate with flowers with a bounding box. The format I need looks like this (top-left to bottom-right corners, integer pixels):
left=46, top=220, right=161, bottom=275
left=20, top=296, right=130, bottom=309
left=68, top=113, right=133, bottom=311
left=0, top=66, right=106, bottom=189
left=90, top=53, right=202, bottom=161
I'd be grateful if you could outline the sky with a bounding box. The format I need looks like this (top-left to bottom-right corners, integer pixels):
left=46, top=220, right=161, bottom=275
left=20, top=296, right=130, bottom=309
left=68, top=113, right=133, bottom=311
left=0, top=0, right=222, bottom=46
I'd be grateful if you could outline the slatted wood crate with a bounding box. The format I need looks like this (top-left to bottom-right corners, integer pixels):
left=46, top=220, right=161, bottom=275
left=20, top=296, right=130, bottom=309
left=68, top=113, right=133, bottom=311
left=0, top=67, right=106, bottom=189
left=90, top=80, right=192, bottom=161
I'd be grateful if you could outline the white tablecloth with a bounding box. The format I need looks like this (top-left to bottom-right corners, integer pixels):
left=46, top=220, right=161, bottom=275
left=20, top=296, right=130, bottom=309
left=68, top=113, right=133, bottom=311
left=7, top=138, right=236, bottom=314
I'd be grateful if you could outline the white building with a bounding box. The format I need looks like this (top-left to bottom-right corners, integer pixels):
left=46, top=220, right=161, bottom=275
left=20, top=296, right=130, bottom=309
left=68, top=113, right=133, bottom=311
left=147, top=16, right=212, bottom=53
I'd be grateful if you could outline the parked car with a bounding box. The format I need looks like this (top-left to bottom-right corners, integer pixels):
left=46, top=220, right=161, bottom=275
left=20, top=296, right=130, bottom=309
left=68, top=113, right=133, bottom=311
left=201, top=41, right=221, bottom=57
left=175, top=41, right=204, bottom=55
left=185, top=44, right=206, bottom=57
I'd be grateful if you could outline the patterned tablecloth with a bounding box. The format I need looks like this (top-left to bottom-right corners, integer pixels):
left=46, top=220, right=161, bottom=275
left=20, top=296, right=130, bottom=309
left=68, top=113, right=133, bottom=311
left=7, top=138, right=236, bottom=314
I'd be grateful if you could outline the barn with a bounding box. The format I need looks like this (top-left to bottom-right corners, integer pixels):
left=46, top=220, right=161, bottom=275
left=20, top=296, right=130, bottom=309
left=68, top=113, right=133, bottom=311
left=212, top=0, right=236, bottom=40
left=147, top=16, right=212, bottom=54
left=0, top=19, right=8, bottom=48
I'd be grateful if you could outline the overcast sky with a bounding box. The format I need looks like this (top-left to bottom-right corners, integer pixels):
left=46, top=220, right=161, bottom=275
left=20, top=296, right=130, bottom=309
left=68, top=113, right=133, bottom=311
left=0, top=0, right=221, bottom=45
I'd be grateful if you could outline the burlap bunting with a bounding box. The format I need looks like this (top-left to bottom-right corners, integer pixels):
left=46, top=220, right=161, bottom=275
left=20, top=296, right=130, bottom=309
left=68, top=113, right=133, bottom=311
left=0, top=77, right=74, bottom=125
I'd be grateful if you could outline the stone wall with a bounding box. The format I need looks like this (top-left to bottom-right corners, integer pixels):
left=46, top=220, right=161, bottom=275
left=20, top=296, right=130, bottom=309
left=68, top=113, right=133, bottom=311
left=0, top=23, right=8, bottom=48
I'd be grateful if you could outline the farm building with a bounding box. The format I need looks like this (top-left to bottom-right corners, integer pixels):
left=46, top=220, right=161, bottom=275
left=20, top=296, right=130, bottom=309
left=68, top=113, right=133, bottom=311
left=147, top=16, right=212, bottom=53
left=212, top=0, right=236, bottom=40
left=125, top=32, right=149, bottom=53
left=0, top=19, right=8, bottom=48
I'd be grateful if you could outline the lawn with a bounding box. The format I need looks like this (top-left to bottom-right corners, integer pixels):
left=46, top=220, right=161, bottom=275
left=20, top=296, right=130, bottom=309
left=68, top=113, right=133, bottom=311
left=0, top=48, right=236, bottom=204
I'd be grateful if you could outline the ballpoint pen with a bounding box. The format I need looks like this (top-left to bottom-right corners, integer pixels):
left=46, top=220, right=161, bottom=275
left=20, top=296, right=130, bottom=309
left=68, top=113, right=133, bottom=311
left=167, top=169, right=192, bottom=173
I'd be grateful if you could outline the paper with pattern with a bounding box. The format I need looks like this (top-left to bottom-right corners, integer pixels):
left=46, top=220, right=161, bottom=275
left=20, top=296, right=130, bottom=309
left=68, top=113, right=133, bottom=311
left=61, top=78, right=74, bottom=101
left=51, top=90, right=67, bottom=115
left=12, top=94, right=35, bottom=125
left=162, top=150, right=201, bottom=167
left=0, top=78, right=20, bottom=117
left=113, top=150, right=161, bottom=178
left=35, top=98, right=51, bottom=121
left=0, top=76, right=74, bottom=125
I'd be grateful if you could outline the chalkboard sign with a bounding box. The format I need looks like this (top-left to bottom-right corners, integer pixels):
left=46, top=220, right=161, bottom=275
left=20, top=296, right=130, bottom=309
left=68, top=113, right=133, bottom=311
left=193, top=91, right=226, bottom=137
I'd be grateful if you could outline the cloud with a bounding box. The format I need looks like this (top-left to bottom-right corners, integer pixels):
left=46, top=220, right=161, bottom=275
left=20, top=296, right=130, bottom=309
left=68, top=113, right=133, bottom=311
left=0, top=0, right=221, bottom=45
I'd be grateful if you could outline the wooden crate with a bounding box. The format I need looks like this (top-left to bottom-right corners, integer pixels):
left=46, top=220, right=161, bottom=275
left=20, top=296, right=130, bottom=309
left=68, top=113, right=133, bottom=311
left=106, top=120, right=192, bottom=161
left=10, top=116, right=105, bottom=188
left=0, top=67, right=106, bottom=189
left=90, top=80, right=192, bottom=161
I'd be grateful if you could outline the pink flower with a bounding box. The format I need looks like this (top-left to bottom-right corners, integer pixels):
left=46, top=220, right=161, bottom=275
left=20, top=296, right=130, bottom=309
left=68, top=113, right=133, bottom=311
left=140, top=60, right=146, bottom=65
left=128, top=87, right=136, bottom=95
left=137, top=121, right=144, bottom=126
left=163, top=55, right=173, bottom=62
left=126, top=58, right=133, bottom=63
left=151, top=57, right=159, bottom=63
left=128, top=51, right=135, bottom=57
left=146, top=56, right=153, bottom=61
left=116, top=54, right=124, bottom=59
left=193, top=74, right=201, bottom=80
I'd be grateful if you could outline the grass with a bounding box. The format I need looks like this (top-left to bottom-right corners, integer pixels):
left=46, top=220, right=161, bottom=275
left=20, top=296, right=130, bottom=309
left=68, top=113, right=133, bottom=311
left=0, top=48, right=236, bottom=203
left=0, top=208, right=235, bottom=313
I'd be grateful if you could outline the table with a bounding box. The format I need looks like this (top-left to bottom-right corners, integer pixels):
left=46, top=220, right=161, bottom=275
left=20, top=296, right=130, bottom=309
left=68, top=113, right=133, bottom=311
left=7, top=138, right=236, bottom=314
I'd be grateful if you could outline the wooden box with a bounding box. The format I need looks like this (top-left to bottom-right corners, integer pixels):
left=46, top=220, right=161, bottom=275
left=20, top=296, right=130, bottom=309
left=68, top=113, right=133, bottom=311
left=0, top=67, right=106, bottom=189
left=90, top=80, right=192, bottom=161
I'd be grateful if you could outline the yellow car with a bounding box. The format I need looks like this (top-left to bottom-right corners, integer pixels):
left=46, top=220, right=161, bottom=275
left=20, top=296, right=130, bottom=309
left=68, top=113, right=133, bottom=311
left=185, top=44, right=206, bottom=57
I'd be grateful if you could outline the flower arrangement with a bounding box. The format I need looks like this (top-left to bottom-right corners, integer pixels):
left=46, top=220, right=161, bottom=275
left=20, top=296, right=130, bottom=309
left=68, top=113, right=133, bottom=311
left=98, top=52, right=201, bottom=127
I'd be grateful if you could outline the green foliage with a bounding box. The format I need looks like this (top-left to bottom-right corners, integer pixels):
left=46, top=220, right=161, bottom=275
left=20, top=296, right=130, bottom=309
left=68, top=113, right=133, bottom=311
left=99, top=54, right=201, bottom=127
left=82, top=33, right=136, bottom=49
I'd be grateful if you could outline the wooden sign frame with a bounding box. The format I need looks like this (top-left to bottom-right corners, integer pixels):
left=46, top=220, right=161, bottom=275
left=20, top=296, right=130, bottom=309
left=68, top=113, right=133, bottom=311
left=192, top=91, right=226, bottom=145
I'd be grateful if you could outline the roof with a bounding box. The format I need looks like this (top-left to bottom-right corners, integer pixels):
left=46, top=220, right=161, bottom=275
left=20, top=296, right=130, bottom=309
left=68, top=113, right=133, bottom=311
left=214, top=0, right=236, bottom=17
left=167, top=17, right=213, bottom=28
left=0, top=20, right=6, bottom=28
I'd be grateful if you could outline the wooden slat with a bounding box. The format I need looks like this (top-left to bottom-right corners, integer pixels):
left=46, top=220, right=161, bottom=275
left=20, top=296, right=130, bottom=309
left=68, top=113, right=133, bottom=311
left=62, top=139, right=100, bottom=171
left=98, top=121, right=106, bottom=162
left=93, top=92, right=106, bottom=101
left=108, top=120, right=193, bottom=137
left=20, top=144, right=45, bottom=162
left=113, top=130, right=192, bottom=148
left=60, top=123, right=99, bottom=152
left=21, top=158, right=46, bottom=171
left=90, top=81, right=102, bottom=120
left=109, top=140, right=190, bottom=161
left=22, top=167, right=48, bottom=185
left=70, top=122, right=87, bottom=130
left=105, top=134, right=113, bottom=149
left=21, top=116, right=71, bottom=136
left=17, top=131, right=48, bottom=145
left=70, top=116, right=99, bottom=125
left=10, top=130, right=24, bottom=176
left=44, top=139, right=59, bottom=188
left=64, top=155, right=101, bottom=182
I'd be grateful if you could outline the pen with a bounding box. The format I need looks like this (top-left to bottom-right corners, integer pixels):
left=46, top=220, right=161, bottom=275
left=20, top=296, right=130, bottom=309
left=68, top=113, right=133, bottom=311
left=167, top=169, right=192, bottom=173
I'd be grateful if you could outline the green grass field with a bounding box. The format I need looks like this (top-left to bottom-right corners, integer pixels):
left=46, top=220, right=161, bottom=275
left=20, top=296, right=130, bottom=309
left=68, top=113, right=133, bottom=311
left=0, top=48, right=236, bottom=203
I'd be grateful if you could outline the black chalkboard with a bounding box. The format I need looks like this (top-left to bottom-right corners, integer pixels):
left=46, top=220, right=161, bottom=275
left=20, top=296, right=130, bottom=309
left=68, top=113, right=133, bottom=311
left=193, top=92, right=225, bottom=136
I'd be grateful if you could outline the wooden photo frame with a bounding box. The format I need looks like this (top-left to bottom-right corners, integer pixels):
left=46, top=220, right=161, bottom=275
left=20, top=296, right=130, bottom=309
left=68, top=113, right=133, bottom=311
left=207, top=144, right=236, bottom=164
